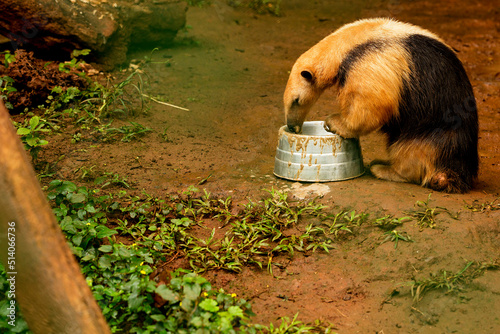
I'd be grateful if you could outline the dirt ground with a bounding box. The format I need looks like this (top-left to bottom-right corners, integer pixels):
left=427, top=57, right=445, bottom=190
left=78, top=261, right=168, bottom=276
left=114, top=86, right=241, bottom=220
left=17, top=0, right=500, bottom=332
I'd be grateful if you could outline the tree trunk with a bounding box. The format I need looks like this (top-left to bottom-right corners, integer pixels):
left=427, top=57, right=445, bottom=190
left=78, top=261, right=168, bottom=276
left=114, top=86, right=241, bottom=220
left=0, top=0, right=187, bottom=68
left=0, top=100, right=110, bottom=334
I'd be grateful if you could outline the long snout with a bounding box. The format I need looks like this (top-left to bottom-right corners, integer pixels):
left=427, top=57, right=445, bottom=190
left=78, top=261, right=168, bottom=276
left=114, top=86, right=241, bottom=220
left=287, top=121, right=302, bottom=134
left=285, top=103, right=306, bottom=134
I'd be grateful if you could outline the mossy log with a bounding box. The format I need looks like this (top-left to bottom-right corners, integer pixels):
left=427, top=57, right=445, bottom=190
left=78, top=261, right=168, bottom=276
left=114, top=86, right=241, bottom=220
left=0, top=100, right=111, bottom=333
left=0, top=0, right=187, bottom=68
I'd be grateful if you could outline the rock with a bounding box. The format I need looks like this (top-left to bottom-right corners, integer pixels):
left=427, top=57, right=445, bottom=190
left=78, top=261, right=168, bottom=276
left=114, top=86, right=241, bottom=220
left=0, top=0, right=187, bottom=68
left=290, top=183, right=331, bottom=200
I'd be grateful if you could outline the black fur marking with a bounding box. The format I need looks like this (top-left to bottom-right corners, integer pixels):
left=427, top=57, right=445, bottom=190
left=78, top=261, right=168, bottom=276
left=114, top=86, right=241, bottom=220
left=382, top=34, right=478, bottom=190
left=337, top=40, right=386, bottom=87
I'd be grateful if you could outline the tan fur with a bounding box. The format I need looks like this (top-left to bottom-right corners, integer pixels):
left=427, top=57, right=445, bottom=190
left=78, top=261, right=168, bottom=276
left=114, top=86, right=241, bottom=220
left=370, top=140, right=438, bottom=186
left=324, top=42, right=411, bottom=137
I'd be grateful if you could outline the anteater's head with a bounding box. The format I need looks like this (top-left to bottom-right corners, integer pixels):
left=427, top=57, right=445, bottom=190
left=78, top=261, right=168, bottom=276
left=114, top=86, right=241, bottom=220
left=284, top=64, right=321, bottom=134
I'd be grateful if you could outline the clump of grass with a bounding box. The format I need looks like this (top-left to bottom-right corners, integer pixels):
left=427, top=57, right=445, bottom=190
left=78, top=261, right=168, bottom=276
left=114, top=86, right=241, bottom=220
left=319, top=209, right=369, bottom=239
left=95, top=172, right=131, bottom=189
left=75, top=69, right=151, bottom=121
left=410, top=260, right=499, bottom=303
left=74, top=165, right=97, bottom=180
left=405, top=194, right=459, bottom=230
left=265, top=313, right=335, bottom=333
left=371, top=215, right=414, bottom=248
left=463, top=198, right=500, bottom=212
left=380, top=230, right=414, bottom=249
left=372, top=215, right=411, bottom=231
left=105, top=122, right=152, bottom=142
left=182, top=188, right=333, bottom=273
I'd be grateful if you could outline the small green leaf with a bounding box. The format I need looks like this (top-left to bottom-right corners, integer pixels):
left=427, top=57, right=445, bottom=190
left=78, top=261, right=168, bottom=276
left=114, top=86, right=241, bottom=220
left=180, top=297, right=193, bottom=311
left=26, top=137, right=38, bottom=147
left=16, top=127, right=31, bottom=135
left=227, top=305, right=244, bottom=317
left=72, top=234, right=83, bottom=247
left=190, top=316, right=203, bottom=328
left=96, top=225, right=117, bottom=238
left=199, top=298, right=219, bottom=313
left=94, top=176, right=108, bottom=185
left=85, top=204, right=97, bottom=213
left=128, top=292, right=145, bottom=310
left=155, top=285, right=177, bottom=302
left=29, top=116, right=40, bottom=129
left=150, top=314, right=166, bottom=322
left=60, top=216, right=76, bottom=234
left=184, top=282, right=202, bottom=301
left=117, top=246, right=131, bottom=258
left=72, top=49, right=91, bottom=58
left=51, top=86, right=63, bottom=94
left=98, top=245, right=113, bottom=253
left=98, top=255, right=112, bottom=269
left=69, top=193, right=86, bottom=203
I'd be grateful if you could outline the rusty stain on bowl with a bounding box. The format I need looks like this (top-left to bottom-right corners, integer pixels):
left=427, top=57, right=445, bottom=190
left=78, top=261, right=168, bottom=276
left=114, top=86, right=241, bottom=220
left=274, top=121, right=364, bottom=182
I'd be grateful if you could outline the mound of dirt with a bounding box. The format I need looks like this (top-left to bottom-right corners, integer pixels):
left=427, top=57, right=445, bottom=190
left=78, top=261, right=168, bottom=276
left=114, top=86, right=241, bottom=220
left=1, top=49, right=90, bottom=113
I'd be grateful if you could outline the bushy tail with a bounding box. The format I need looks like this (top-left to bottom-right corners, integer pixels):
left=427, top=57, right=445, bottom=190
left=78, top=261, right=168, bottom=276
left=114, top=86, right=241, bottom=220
left=426, top=169, right=473, bottom=193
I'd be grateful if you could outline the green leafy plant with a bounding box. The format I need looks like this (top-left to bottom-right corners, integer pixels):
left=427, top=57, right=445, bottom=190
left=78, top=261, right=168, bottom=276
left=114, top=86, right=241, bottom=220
left=58, top=49, right=91, bottom=74
left=153, top=270, right=257, bottom=333
left=15, top=116, right=51, bottom=160
left=0, top=264, right=30, bottom=333
left=47, top=180, right=117, bottom=258
left=0, top=180, right=376, bottom=332
left=43, top=180, right=270, bottom=332
left=160, top=126, right=171, bottom=142
left=36, top=62, right=152, bottom=145
left=0, top=75, right=17, bottom=109
left=1, top=50, right=16, bottom=68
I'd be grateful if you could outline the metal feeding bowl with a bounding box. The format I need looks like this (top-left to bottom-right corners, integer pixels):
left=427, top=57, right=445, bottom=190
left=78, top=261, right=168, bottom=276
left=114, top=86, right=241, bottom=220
left=274, top=121, right=364, bottom=182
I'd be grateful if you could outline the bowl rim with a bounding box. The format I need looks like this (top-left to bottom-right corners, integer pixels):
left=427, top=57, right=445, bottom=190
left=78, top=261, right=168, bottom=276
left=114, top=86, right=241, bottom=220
left=280, top=121, right=342, bottom=139
left=273, top=170, right=365, bottom=183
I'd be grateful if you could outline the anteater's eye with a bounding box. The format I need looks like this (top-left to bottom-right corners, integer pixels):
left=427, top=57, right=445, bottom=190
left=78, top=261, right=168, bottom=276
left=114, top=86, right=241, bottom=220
left=292, top=97, right=300, bottom=106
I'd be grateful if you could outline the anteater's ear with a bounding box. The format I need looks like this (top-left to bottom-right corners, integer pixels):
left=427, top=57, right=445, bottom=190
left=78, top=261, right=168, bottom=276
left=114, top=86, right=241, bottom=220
left=300, top=70, right=315, bottom=84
